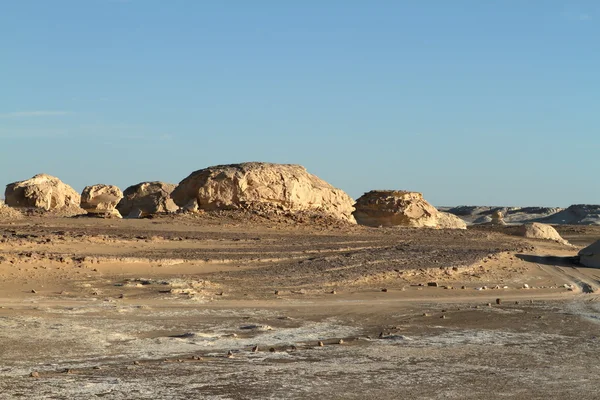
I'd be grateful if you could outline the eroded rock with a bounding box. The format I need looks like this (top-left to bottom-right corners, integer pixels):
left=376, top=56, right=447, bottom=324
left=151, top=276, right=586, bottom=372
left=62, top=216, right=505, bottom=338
left=579, top=240, right=600, bottom=268
left=4, top=174, right=80, bottom=211
left=516, top=222, right=568, bottom=245
left=491, top=210, right=507, bottom=225
left=436, top=212, right=468, bottom=229
left=117, top=181, right=178, bottom=218
left=171, top=162, right=355, bottom=222
left=353, top=191, right=466, bottom=229
left=81, top=184, right=123, bottom=218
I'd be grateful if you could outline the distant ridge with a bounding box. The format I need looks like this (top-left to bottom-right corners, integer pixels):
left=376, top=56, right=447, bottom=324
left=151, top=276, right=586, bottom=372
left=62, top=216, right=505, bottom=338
left=441, top=205, right=600, bottom=225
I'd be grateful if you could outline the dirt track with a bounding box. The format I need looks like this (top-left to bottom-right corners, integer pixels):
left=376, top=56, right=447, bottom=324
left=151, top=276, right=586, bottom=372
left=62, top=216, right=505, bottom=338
left=1, top=214, right=599, bottom=399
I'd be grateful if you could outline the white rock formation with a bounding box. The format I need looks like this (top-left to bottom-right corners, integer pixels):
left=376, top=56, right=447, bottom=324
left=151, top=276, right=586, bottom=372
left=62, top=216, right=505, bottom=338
left=436, top=212, right=468, bottom=230
left=516, top=222, right=568, bottom=244
left=171, top=162, right=355, bottom=222
left=117, top=181, right=178, bottom=218
left=353, top=191, right=466, bottom=229
left=491, top=210, right=507, bottom=225
left=81, top=184, right=123, bottom=218
left=579, top=240, right=600, bottom=268
left=4, top=174, right=80, bottom=211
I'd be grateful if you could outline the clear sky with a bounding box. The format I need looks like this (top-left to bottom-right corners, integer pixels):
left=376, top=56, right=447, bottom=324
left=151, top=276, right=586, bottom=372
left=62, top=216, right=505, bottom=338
left=1, top=1, right=598, bottom=206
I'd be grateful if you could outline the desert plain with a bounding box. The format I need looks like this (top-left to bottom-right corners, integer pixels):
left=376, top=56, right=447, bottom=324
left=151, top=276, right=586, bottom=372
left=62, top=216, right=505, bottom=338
left=1, top=210, right=600, bottom=400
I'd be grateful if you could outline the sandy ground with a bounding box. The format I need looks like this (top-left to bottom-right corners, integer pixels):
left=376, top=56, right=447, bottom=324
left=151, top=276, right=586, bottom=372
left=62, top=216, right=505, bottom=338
left=1, top=213, right=600, bottom=399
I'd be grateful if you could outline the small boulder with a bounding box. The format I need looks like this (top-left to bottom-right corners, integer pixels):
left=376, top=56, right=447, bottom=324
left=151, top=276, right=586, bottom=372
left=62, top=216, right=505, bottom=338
left=5, top=174, right=80, bottom=211
left=81, top=185, right=123, bottom=218
left=516, top=222, right=569, bottom=245
left=182, top=198, right=199, bottom=213
left=117, top=181, right=178, bottom=218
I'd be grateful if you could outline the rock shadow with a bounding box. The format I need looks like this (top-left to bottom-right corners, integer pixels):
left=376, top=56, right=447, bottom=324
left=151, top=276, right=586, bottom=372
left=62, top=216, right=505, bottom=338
left=516, top=254, right=579, bottom=267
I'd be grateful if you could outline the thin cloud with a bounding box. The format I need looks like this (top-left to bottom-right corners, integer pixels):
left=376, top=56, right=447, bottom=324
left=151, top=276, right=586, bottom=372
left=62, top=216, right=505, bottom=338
left=0, top=129, right=70, bottom=138
left=562, top=10, right=593, bottom=21
left=0, top=111, right=73, bottom=118
left=121, top=133, right=174, bottom=141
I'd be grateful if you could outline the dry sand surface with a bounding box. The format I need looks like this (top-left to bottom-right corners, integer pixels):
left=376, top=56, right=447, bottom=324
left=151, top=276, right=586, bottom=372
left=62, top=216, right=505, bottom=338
left=1, top=212, right=600, bottom=399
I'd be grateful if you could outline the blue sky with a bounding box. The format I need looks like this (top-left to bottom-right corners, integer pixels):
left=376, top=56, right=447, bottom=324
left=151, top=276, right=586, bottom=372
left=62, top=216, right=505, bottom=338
left=1, top=1, right=598, bottom=206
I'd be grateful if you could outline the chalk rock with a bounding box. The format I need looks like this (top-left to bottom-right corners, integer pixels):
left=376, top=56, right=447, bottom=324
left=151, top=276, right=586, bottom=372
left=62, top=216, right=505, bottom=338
left=171, top=162, right=355, bottom=222
left=491, top=210, right=507, bottom=225
left=516, top=222, right=568, bottom=245
left=182, top=198, right=199, bottom=213
left=117, top=181, right=178, bottom=217
left=579, top=240, right=600, bottom=268
left=353, top=190, right=465, bottom=229
left=4, top=174, right=80, bottom=211
left=0, top=200, right=23, bottom=220
left=81, top=184, right=123, bottom=217
left=436, top=211, right=468, bottom=229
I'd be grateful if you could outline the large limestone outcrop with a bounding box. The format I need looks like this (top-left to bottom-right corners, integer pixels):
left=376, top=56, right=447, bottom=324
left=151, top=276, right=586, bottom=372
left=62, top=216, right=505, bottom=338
left=353, top=191, right=466, bottom=229
left=171, top=162, right=356, bottom=222
left=81, top=184, right=123, bottom=218
left=117, top=182, right=178, bottom=218
left=579, top=240, right=600, bottom=268
left=4, top=174, right=80, bottom=211
left=516, top=222, right=568, bottom=244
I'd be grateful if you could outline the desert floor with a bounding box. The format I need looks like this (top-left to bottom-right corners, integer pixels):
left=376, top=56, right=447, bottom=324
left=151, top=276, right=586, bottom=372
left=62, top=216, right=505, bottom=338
left=1, top=214, right=599, bottom=399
